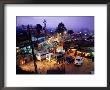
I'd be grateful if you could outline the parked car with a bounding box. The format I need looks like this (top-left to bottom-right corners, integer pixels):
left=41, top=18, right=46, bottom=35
left=74, top=56, right=83, bottom=65
left=65, top=56, right=74, bottom=64
left=55, top=53, right=65, bottom=64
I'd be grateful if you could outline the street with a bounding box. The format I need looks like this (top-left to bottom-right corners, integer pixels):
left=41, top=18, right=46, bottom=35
left=19, top=57, right=94, bottom=74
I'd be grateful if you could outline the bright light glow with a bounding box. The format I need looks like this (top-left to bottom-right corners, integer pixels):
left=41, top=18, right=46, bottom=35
left=64, top=31, right=67, bottom=34
left=16, top=50, right=19, bottom=53
left=71, top=49, right=76, bottom=51
left=37, top=56, right=41, bottom=61
left=16, top=47, right=19, bottom=49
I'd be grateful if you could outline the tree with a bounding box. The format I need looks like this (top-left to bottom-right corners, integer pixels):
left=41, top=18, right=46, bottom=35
left=67, top=30, right=74, bottom=35
left=56, top=22, right=67, bottom=35
left=35, top=24, right=42, bottom=35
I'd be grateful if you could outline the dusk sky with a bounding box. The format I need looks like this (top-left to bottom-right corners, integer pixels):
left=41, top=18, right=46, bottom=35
left=16, top=16, right=94, bottom=31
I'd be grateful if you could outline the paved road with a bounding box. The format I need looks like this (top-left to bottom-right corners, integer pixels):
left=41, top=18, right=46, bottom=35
left=19, top=57, right=94, bottom=74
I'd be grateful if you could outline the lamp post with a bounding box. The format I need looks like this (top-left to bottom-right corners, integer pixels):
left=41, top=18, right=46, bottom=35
left=27, top=25, right=37, bottom=73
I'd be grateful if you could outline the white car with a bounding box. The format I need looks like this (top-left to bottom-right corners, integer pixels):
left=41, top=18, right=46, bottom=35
left=74, top=56, right=83, bottom=65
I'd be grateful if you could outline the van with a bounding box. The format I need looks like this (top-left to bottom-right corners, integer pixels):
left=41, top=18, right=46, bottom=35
left=36, top=52, right=47, bottom=61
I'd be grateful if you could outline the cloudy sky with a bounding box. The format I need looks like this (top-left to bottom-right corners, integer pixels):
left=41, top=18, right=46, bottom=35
left=16, top=16, right=94, bottom=31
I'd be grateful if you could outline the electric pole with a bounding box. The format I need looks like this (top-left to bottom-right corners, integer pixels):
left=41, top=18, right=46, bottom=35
left=27, top=25, right=37, bottom=73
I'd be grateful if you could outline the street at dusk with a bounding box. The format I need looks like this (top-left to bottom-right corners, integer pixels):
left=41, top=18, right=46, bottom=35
left=16, top=16, right=94, bottom=74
